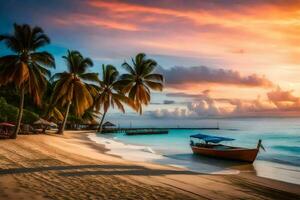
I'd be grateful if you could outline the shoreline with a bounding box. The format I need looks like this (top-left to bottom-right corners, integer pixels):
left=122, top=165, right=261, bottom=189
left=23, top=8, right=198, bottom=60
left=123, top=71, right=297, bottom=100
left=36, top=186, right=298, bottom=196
left=91, top=132, right=300, bottom=185
left=89, top=133, right=241, bottom=174
left=0, top=131, right=299, bottom=199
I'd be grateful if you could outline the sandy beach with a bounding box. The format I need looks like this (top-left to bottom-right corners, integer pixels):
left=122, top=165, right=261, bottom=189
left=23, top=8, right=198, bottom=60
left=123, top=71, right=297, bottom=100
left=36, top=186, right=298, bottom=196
left=0, top=131, right=299, bottom=200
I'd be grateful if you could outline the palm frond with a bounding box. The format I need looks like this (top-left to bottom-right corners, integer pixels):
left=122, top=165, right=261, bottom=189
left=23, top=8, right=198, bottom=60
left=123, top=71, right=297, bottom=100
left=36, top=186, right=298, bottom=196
left=31, top=51, right=55, bottom=68
left=122, top=62, right=136, bottom=75
left=144, top=73, right=163, bottom=82
left=32, top=62, right=51, bottom=80
left=50, top=72, right=68, bottom=82
left=79, top=72, right=99, bottom=83
left=144, top=80, right=163, bottom=91
left=51, top=74, right=73, bottom=105
left=0, top=55, right=18, bottom=66
left=72, top=80, right=93, bottom=116
left=0, top=35, right=21, bottom=52
left=63, top=50, right=94, bottom=74
left=141, top=60, right=157, bottom=76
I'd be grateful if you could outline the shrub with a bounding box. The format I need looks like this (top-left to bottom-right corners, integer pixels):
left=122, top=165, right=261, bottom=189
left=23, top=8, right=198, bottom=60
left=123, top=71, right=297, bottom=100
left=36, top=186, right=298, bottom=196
left=0, top=97, right=39, bottom=124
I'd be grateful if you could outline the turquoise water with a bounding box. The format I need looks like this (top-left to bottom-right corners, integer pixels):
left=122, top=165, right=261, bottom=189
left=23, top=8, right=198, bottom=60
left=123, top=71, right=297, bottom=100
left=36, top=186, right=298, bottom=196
left=96, top=118, right=300, bottom=184
left=110, top=118, right=300, bottom=166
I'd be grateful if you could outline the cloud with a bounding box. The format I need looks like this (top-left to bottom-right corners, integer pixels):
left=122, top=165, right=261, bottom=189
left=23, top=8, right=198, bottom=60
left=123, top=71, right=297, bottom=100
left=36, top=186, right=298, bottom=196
left=267, top=87, right=300, bottom=111
left=187, top=100, right=221, bottom=116
left=150, top=88, right=300, bottom=118
left=3, top=0, right=300, bottom=70
left=228, top=97, right=276, bottom=115
left=231, top=49, right=245, bottom=54
left=150, top=90, right=227, bottom=118
left=158, top=66, right=274, bottom=88
left=267, top=87, right=299, bottom=103
left=166, top=92, right=205, bottom=99
left=148, top=108, right=192, bottom=118
left=166, top=91, right=271, bottom=114
left=87, top=0, right=300, bottom=29
left=183, top=90, right=230, bottom=117
left=227, top=88, right=300, bottom=116
left=54, top=14, right=140, bottom=31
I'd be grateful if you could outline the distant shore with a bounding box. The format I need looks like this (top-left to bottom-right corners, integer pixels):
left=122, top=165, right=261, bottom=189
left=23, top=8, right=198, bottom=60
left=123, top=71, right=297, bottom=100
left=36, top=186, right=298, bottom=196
left=0, top=131, right=299, bottom=200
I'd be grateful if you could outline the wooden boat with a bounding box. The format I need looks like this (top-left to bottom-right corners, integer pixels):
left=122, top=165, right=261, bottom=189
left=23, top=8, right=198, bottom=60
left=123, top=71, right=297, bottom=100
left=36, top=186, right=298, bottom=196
left=190, top=134, right=263, bottom=163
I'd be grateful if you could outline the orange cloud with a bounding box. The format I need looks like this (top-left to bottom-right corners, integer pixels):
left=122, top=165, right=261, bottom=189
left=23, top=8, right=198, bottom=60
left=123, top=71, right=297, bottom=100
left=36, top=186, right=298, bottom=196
left=83, top=0, right=300, bottom=71
left=2, top=0, right=300, bottom=117
left=87, top=0, right=300, bottom=35
left=157, top=88, right=300, bottom=118
left=54, top=14, right=140, bottom=31
left=267, top=87, right=300, bottom=110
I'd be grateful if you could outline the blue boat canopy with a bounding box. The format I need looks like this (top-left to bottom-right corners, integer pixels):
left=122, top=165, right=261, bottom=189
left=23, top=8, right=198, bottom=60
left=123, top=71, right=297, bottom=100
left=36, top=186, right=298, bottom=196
left=190, top=133, right=235, bottom=143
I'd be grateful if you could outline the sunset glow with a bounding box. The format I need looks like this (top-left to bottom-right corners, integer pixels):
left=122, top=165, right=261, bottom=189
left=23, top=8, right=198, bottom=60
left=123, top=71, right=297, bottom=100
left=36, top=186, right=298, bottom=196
left=1, top=0, right=300, bottom=118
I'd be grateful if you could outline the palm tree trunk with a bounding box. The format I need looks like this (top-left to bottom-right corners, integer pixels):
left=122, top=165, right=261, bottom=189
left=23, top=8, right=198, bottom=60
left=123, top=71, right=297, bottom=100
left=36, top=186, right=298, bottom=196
left=57, top=101, right=71, bottom=135
left=97, top=111, right=107, bottom=133
left=11, top=86, right=25, bottom=139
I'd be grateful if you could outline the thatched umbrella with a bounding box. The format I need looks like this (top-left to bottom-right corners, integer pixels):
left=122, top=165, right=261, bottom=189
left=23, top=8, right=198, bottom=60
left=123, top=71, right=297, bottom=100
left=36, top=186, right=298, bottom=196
left=33, top=118, right=53, bottom=133
left=34, top=118, right=52, bottom=126
left=49, top=122, right=58, bottom=128
left=0, top=122, right=15, bottom=137
left=102, top=121, right=116, bottom=127
left=0, top=122, right=15, bottom=127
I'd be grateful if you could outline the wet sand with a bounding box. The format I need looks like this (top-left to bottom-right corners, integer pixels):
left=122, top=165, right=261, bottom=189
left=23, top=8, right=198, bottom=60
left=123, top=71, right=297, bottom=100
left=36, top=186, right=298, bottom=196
left=0, top=131, right=299, bottom=200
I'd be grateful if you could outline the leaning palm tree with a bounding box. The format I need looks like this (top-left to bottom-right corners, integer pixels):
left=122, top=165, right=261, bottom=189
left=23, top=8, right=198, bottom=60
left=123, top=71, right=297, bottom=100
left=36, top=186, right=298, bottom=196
left=119, top=53, right=164, bottom=114
left=0, top=23, right=55, bottom=138
left=42, top=82, right=64, bottom=123
left=95, top=64, right=134, bottom=133
left=51, top=50, right=98, bottom=134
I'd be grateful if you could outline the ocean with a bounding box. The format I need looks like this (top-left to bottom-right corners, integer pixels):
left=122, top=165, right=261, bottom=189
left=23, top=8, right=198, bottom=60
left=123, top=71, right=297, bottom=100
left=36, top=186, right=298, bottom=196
left=90, top=118, right=300, bottom=185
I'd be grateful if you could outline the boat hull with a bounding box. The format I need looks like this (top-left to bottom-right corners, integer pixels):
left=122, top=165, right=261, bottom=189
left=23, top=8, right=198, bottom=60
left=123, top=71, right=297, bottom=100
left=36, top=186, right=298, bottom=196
left=191, top=146, right=259, bottom=163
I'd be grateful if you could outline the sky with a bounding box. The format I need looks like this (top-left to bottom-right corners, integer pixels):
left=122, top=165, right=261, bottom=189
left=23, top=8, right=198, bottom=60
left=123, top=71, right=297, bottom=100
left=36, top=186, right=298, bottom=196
left=1, top=0, right=300, bottom=125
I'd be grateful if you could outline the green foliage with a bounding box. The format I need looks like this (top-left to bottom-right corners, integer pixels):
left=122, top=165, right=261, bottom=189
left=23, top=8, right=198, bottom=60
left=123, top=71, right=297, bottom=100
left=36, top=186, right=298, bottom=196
left=23, top=110, right=39, bottom=124
left=0, top=97, right=39, bottom=124
left=0, top=85, right=44, bottom=115
left=67, top=114, right=84, bottom=124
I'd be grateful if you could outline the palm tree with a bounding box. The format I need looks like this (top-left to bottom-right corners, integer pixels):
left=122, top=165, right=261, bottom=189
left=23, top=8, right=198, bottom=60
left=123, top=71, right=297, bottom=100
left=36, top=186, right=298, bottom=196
left=51, top=50, right=98, bottom=134
left=42, top=82, right=64, bottom=123
left=119, top=53, right=164, bottom=114
left=81, top=108, right=100, bottom=124
left=0, top=24, right=55, bottom=138
left=95, top=64, right=134, bottom=133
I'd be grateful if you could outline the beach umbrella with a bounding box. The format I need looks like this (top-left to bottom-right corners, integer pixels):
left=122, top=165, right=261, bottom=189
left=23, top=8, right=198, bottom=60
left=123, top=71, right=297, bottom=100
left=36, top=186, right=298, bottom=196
left=102, top=121, right=116, bottom=127
left=49, top=122, right=58, bottom=127
left=0, top=122, right=15, bottom=127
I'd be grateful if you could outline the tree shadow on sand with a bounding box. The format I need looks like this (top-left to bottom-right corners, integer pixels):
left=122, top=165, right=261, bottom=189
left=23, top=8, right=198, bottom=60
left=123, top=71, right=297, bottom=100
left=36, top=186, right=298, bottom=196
left=0, top=164, right=200, bottom=177
left=59, top=168, right=199, bottom=177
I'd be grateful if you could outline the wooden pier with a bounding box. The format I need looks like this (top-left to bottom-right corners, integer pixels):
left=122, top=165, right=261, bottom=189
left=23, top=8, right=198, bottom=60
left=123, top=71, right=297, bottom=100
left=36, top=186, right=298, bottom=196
left=101, top=127, right=219, bottom=134
left=125, top=129, right=169, bottom=135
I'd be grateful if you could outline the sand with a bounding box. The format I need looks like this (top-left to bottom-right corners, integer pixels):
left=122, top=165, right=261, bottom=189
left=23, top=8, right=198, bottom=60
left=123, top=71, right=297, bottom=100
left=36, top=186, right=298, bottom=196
left=0, top=131, right=299, bottom=200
